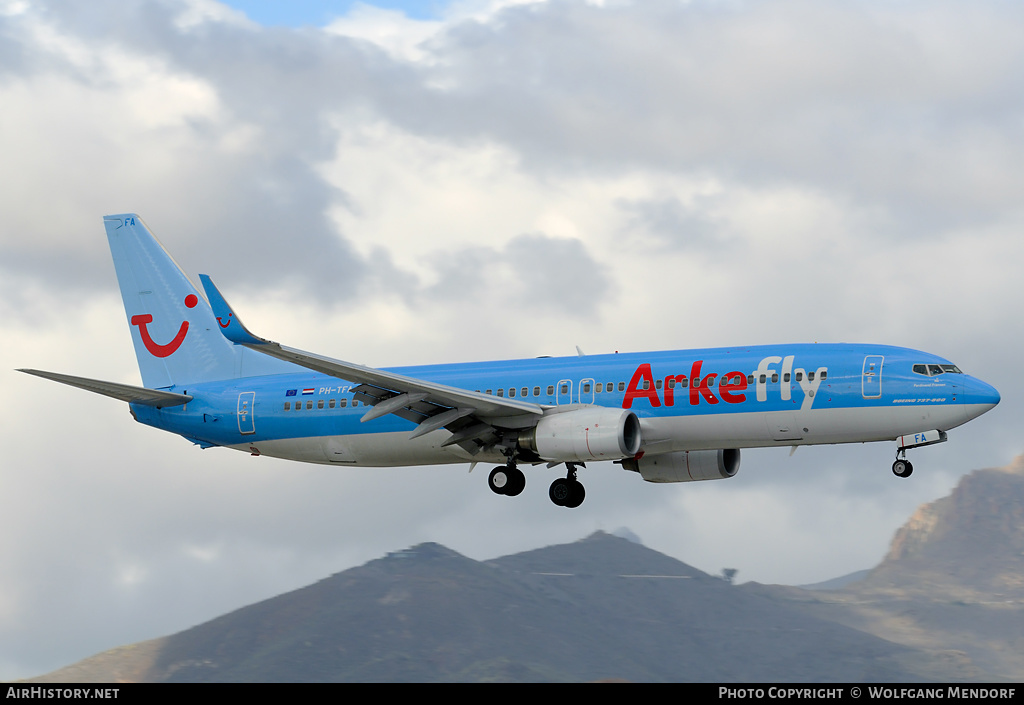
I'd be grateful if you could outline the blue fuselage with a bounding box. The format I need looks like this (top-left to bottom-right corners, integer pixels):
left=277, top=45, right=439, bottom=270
left=131, top=343, right=999, bottom=467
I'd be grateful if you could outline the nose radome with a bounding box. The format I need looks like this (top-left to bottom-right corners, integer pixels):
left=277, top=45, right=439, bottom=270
left=964, top=376, right=1000, bottom=418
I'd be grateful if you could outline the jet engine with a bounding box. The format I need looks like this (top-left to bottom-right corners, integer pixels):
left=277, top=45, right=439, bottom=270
left=620, top=449, right=740, bottom=483
left=519, top=408, right=642, bottom=463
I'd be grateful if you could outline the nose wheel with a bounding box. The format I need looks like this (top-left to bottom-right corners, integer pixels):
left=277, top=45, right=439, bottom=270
left=892, top=449, right=914, bottom=478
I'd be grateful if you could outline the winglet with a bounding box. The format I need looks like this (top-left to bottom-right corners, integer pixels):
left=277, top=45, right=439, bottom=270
left=198, top=274, right=271, bottom=346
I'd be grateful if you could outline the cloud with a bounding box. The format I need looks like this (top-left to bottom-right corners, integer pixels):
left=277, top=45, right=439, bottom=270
left=616, top=195, right=728, bottom=251
left=426, top=231, right=612, bottom=316
left=394, top=0, right=1024, bottom=226
left=324, top=3, right=444, bottom=62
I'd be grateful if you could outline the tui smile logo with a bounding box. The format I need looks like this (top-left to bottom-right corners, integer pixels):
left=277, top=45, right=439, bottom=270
left=131, top=294, right=198, bottom=357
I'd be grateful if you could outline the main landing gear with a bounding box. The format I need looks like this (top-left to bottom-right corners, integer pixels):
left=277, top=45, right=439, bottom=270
left=892, top=448, right=914, bottom=478
left=488, top=463, right=526, bottom=497
left=487, top=461, right=587, bottom=508
left=549, top=463, right=586, bottom=509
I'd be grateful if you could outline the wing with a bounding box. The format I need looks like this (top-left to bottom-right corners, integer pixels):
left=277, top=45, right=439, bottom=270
left=198, top=275, right=544, bottom=454
left=18, top=369, right=193, bottom=407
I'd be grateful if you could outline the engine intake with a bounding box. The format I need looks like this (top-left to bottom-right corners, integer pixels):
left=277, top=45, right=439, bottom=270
left=520, top=408, right=642, bottom=463
left=620, top=449, right=740, bottom=483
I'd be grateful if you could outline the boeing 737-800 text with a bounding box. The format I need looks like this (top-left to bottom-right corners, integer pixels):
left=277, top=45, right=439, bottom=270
left=19, top=215, right=1001, bottom=508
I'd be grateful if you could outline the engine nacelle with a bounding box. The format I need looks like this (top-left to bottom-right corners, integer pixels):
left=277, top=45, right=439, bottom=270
left=620, top=449, right=740, bottom=483
left=520, top=408, right=642, bottom=463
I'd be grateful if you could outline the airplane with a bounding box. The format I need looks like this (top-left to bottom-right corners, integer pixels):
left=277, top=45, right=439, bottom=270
left=19, top=215, right=1001, bottom=508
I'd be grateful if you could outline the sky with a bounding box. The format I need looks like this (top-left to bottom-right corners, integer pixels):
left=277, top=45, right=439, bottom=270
left=219, top=1, right=444, bottom=24
left=1, top=0, right=1021, bottom=681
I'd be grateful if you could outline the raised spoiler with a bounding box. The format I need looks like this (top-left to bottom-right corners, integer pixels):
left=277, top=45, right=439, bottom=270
left=197, top=275, right=544, bottom=451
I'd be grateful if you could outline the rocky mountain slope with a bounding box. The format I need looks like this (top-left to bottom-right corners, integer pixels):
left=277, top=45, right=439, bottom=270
left=29, top=456, right=1024, bottom=682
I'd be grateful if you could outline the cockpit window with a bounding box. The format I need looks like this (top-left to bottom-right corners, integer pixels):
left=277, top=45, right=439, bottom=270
left=913, top=363, right=963, bottom=377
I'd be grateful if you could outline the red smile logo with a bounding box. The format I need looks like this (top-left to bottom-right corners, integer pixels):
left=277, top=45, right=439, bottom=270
left=131, top=294, right=198, bottom=358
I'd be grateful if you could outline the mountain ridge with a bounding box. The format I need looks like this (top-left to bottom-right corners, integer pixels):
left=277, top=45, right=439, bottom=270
left=27, top=455, right=1024, bottom=682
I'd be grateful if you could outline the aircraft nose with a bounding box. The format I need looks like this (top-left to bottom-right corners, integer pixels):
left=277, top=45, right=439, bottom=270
left=963, top=375, right=1000, bottom=419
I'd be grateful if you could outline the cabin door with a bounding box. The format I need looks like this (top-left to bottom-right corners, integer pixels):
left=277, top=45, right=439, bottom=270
left=578, top=378, right=595, bottom=405
left=556, top=379, right=573, bottom=406
left=862, top=356, right=884, bottom=399
left=237, top=391, right=256, bottom=435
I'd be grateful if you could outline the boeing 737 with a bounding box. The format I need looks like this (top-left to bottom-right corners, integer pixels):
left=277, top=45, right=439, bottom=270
left=19, top=215, right=1001, bottom=507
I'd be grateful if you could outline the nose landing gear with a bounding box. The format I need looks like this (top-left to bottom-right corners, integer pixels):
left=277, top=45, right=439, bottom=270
left=892, top=449, right=914, bottom=478
left=891, top=430, right=947, bottom=478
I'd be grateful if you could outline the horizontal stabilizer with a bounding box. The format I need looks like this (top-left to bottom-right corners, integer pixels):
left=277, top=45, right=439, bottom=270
left=18, top=369, right=192, bottom=408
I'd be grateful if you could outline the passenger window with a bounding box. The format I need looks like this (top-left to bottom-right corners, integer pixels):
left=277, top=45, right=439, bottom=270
left=582, top=383, right=591, bottom=393
left=783, top=373, right=790, bottom=383
left=666, top=378, right=675, bottom=389
left=642, top=380, right=650, bottom=390
left=820, top=371, right=827, bottom=380
left=284, top=402, right=291, bottom=411
left=771, top=374, right=778, bottom=383
left=497, top=389, right=504, bottom=397
left=533, top=386, right=541, bottom=396
left=547, top=385, right=554, bottom=395
left=560, top=384, right=568, bottom=394
left=795, top=372, right=803, bottom=382
left=329, top=399, right=336, bottom=408
left=808, top=372, right=815, bottom=381
left=521, top=387, right=528, bottom=397
left=759, top=375, right=766, bottom=384
left=606, top=381, right=613, bottom=391
left=747, top=374, right=754, bottom=384
left=306, top=400, right=313, bottom=409
left=509, top=388, right=516, bottom=398
left=317, top=399, right=324, bottom=409
left=655, top=379, right=662, bottom=390
left=618, top=382, right=625, bottom=392
left=486, top=389, right=493, bottom=395
left=340, top=398, right=348, bottom=407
